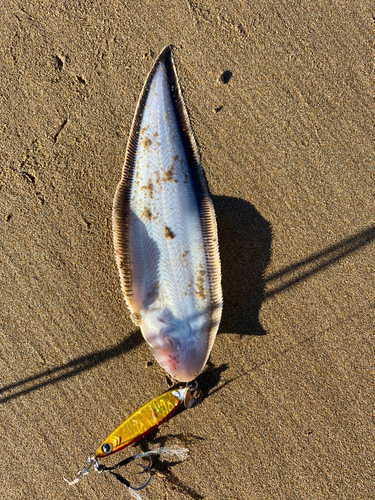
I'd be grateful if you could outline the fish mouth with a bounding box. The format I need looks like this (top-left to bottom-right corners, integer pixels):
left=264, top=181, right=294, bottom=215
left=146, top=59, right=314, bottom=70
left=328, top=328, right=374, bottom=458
left=150, top=347, right=200, bottom=383
left=142, top=322, right=208, bottom=382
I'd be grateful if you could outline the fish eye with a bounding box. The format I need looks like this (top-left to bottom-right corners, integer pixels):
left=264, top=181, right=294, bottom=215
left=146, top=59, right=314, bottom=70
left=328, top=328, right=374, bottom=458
left=101, top=442, right=112, bottom=454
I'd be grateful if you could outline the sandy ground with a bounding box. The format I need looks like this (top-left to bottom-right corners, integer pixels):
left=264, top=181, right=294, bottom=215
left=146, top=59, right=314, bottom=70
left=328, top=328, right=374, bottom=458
left=1, top=1, right=374, bottom=499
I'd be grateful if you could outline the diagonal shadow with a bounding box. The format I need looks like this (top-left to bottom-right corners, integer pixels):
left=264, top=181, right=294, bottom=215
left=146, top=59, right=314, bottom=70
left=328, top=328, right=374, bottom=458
left=0, top=330, right=142, bottom=404
left=2, top=192, right=373, bottom=404
left=264, top=225, right=375, bottom=298
left=213, top=195, right=375, bottom=336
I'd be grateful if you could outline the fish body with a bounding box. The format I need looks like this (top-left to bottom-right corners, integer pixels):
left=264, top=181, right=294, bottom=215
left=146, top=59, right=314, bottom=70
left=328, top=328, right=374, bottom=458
left=113, top=46, right=222, bottom=382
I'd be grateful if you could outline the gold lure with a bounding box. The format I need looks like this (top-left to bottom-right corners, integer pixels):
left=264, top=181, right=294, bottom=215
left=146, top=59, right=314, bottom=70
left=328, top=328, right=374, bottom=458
left=65, top=386, right=194, bottom=492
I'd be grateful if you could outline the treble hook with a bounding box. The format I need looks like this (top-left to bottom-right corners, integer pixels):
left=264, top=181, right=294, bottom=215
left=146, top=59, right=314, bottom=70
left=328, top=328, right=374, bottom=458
left=130, top=463, right=152, bottom=490
left=65, top=448, right=188, bottom=491
left=97, top=453, right=153, bottom=491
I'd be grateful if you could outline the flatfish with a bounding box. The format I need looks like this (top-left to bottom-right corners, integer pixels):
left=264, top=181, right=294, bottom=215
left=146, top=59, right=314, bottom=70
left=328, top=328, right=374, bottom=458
left=113, top=46, right=222, bottom=382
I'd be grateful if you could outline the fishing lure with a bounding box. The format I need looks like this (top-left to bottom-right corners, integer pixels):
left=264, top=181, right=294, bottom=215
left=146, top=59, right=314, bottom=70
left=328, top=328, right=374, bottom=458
left=96, top=386, right=188, bottom=457
left=113, top=45, right=223, bottom=382
left=65, top=386, right=192, bottom=495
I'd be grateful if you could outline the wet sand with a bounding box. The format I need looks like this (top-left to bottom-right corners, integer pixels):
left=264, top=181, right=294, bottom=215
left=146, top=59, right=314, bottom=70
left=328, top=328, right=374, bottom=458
left=1, top=1, right=374, bottom=499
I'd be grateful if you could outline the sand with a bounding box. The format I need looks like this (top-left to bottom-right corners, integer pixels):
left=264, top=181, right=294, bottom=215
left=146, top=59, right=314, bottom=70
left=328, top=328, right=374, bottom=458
left=1, top=1, right=374, bottom=499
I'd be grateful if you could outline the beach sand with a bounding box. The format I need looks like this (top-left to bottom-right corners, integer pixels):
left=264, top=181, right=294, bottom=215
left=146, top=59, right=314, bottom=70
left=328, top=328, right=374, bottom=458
left=1, top=1, right=374, bottom=499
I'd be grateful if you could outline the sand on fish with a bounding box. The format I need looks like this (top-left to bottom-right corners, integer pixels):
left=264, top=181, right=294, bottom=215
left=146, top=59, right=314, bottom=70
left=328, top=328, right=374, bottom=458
left=1, top=2, right=374, bottom=499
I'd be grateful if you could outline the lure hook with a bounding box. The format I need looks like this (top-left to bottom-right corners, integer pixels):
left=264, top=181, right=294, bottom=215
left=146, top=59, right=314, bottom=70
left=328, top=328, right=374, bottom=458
left=186, top=379, right=198, bottom=391
left=129, top=464, right=152, bottom=490
left=184, top=379, right=203, bottom=408
left=66, top=444, right=187, bottom=494
left=104, top=467, right=151, bottom=491
left=136, top=460, right=153, bottom=476
left=95, top=452, right=153, bottom=491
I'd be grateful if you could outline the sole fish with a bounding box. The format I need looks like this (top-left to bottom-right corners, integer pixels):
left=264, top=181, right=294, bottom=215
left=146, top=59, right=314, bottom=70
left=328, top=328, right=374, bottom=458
left=113, top=46, right=222, bottom=382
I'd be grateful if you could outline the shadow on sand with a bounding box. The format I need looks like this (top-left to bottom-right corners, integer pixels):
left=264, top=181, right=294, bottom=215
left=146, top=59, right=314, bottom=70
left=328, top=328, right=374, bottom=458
left=213, top=195, right=272, bottom=336
left=2, top=190, right=374, bottom=403
left=214, top=195, right=375, bottom=337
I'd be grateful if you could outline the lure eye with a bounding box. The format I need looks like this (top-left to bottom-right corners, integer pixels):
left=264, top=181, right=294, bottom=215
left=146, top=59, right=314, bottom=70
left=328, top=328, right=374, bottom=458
left=101, top=442, right=112, bottom=454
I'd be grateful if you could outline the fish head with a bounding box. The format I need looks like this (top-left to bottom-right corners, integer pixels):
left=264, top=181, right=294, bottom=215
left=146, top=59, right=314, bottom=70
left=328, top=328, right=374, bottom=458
left=140, top=306, right=210, bottom=382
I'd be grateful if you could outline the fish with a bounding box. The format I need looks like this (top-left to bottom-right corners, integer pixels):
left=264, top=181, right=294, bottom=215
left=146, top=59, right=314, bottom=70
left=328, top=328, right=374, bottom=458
left=113, top=46, right=222, bottom=382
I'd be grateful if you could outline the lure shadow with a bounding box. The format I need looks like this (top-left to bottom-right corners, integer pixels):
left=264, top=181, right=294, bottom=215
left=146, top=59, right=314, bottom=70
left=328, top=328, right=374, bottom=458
left=212, top=195, right=272, bottom=336
left=155, top=468, right=204, bottom=500
left=214, top=195, right=375, bottom=339
left=198, top=359, right=231, bottom=396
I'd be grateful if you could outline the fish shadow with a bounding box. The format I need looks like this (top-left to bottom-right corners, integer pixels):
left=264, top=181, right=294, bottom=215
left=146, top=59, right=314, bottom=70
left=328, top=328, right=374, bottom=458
left=212, top=195, right=272, bottom=336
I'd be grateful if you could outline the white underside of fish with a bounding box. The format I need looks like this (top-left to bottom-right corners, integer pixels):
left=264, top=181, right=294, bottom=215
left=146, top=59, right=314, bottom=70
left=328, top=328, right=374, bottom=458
left=113, top=46, right=222, bottom=382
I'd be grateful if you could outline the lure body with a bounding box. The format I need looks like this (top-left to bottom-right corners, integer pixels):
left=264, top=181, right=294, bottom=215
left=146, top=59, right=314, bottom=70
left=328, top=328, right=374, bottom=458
left=113, top=46, right=222, bottom=382
left=95, top=388, right=187, bottom=458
